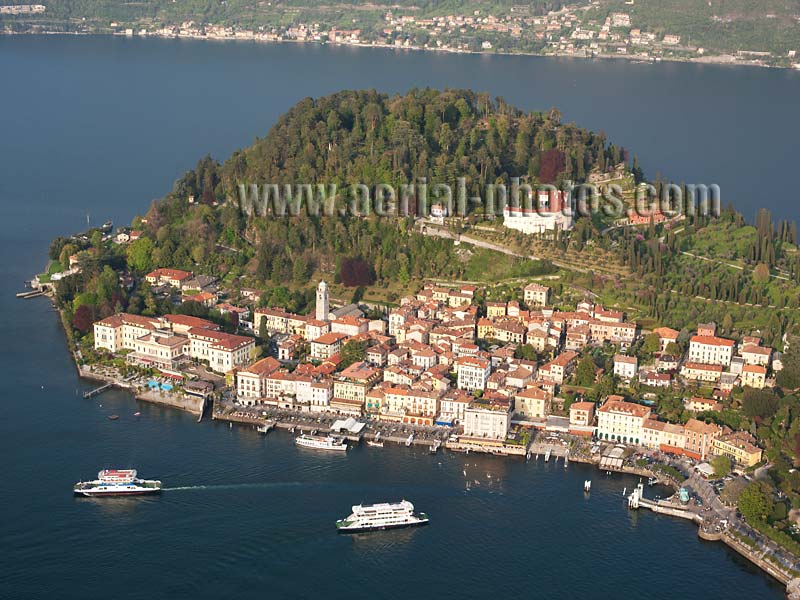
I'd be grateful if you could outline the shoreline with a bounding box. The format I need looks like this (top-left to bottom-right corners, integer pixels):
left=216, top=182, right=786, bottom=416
left=1, top=30, right=795, bottom=72
left=71, top=342, right=799, bottom=590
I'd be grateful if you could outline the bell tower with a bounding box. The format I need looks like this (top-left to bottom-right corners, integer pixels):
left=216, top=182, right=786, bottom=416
left=316, top=281, right=329, bottom=322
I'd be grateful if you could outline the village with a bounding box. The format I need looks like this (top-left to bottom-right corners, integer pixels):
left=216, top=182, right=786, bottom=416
left=85, top=260, right=769, bottom=474
left=100, top=5, right=796, bottom=69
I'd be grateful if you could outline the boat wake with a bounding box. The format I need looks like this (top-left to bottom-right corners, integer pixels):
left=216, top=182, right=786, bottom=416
left=163, top=482, right=302, bottom=492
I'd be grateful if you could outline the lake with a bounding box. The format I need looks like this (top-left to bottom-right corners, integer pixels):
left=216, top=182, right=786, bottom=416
left=0, top=35, right=795, bottom=599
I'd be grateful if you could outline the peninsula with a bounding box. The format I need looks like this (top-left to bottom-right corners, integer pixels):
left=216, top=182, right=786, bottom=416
left=34, top=88, right=800, bottom=589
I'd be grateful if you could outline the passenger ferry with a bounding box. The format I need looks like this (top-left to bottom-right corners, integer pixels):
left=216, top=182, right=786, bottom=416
left=295, top=434, right=347, bottom=452
left=73, top=469, right=161, bottom=497
left=336, top=500, right=429, bottom=533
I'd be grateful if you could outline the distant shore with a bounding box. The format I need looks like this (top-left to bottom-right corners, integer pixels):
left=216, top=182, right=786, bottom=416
left=1, top=29, right=794, bottom=71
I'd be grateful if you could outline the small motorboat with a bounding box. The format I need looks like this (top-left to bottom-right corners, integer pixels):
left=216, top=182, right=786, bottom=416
left=108, top=415, right=120, bottom=421
left=133, top=412, right=141, bottom=417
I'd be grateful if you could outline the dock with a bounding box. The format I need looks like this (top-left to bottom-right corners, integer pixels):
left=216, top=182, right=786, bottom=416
left=16, top=290, right=45, bottom=299
left=257, top=421, right=276, bottom=434
left=83, top=381, right=115, bottom=398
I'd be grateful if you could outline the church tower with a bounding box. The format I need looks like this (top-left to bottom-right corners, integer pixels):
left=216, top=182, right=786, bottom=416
left=316, top=280, right=329, bottom=322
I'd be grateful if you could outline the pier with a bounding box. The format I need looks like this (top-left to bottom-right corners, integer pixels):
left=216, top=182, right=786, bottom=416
left=16, top=289, right=45, bottom=299
left=83, top=381, right=115, bottom=398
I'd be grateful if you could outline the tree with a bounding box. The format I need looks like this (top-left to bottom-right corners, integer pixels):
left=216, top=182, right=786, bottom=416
left=339, top=257, right=375, bottom=287
left=642, top=332, right=660, bottom=355
left=575, top=355, right=596, bottom=387
left=514, top=344, right=537, bottom=361
left=664, top=342, right=681, bottom=356
left=778, top=336, right=800, bottom=390
left=721, top=478, right=747, bottom=506
left=742, top=388, right=780, bottom=420
left=339, top=340, right=366, bottom=369
left=72, top=304, right=94, bottom=333
left=126, top=237, right=155, bottom=273
left=738, top=482, right=771, bottom=521
left=711, top=454, right=732, bottom=478
left=753, top=263, right=770, bottom=284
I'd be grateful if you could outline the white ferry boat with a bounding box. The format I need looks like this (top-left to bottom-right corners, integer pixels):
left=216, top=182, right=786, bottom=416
left=73, top=469, right=161, bottom=497
left=336, top=500, right=429, bottom=533
left=295, top=434, right=347, bottom=452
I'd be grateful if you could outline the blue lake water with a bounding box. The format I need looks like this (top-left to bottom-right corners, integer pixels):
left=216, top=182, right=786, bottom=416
left=0, top=35, right=795, bottom=599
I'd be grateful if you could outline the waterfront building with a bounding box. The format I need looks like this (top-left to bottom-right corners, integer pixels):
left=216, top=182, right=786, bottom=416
left=463, top=400, right=512, bottom=440
left=129, top=330, right=189, bottom=370
left=684, top=418, right=723, bottom=461
left=379, top=386, right=441, bottom=426
left=333, top=361, right=381, bottom=406
left=455, top=356, right=491, bottom=392
left=568, top=401, right=596, bottom=436
left=310, top=380, right=334, bottom=409
left=438, top=389, right=472, bottom=425
left=641, top=419, right=687, bottom=451
left=596, top=398, right=651, bottom=444
left=93, top=314, right=124, bottom=352
left=688, top=335, right=734, bottom=366
left=236, top=357, right=281, bottom=401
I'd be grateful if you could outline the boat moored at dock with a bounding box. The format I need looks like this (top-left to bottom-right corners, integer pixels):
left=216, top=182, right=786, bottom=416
left=295, top=434, right=347, bottom=452
left=336, top=500, right=429, bottom=533
left=73, top=469, right=161, bottom=497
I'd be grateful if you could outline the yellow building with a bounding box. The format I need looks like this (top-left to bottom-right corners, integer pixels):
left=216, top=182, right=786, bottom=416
left=712, top=431, right=762, bottom=467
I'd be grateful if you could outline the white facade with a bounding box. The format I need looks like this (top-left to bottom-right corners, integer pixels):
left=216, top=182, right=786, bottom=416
left=596, top=400, right=651, bottom=445
left=463, top=404, right=511, bottom=440
left=316, top=280, right=330, bottom=322
left=688, top=336, right=734, bottom=366
left=456, top=357, right=491, bottom=392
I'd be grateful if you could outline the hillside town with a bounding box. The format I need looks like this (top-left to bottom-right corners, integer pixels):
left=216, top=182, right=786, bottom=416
left=5, top=1, right=797, bottom=69
left=89, top=269, right=769, bottom=471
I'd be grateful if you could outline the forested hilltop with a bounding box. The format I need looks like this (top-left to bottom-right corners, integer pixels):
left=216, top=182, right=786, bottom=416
left=99, top=89, right=618, bottom=308
left=50, top=88, right=800, bottom=344
left=3, top=0, right=798, bottom=68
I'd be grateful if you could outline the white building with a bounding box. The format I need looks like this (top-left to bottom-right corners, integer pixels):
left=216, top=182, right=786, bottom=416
left=596, top=398, right=651, bottom=445
left=613, top=354, right=638, bottom=381
left=688, top=335, right=734, bottom=366
left=502, top=190, right=574, bottom=235
left=456, top=356, right=491, bottom=392
left=463, top=402, right=511, bottom=440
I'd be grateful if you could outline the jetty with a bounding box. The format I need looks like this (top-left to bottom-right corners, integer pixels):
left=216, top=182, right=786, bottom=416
left=83, top=381, right=115, bottom=398
left=257, top=421, right=276, bottom=434
left=16, top=289, right=44, bottom=299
